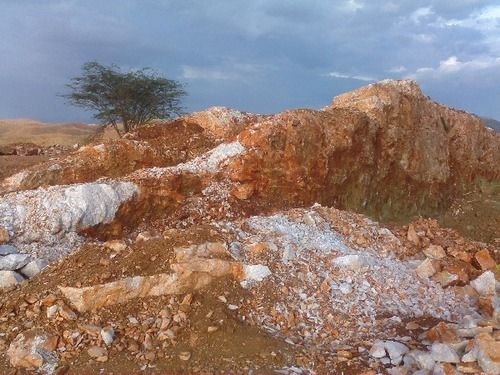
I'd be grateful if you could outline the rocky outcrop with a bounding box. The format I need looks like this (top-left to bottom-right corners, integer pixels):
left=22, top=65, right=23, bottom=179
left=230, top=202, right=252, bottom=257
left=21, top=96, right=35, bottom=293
left=182, top=106, right=263, bottom=140
left=0, top=181, right=137, bottom=260
left=0, top=120, right=217, bottom=194
left=228, top=80, right=499, bottom=221
left=2, top=80, right=498, bottom=229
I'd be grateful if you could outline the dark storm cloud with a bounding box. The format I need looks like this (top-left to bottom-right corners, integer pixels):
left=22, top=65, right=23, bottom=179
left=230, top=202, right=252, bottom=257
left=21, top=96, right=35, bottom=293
left=0, top=0, right=499, bottom=122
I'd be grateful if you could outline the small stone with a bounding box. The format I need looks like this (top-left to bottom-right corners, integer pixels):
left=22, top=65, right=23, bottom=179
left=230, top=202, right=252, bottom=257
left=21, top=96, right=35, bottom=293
left=46, top=305, right=59, bottom=319
left=432, top=271, right=459, bottom=287
left=218, top=295, right=227, bottom=303
left=179, top=351, right=191, bottom=361
left=423, top=245, right=446, bottom=260
left=144, top=351, right=156, bottom=361
left=100, top=327, right=114, bottom=346
left=0, top=227, right=9, bottom=244
left=406, top=350, right=435, bottom=370
left=0, top=253, right=30, bottom=271
left=416, top=258, right=439, bottom=278
left=241, top=264, right=271, bottom=282
left=227, top=304, right=238, bottom=310
left=456, top=326, right=493, bottom=338
left=58, top=303, right=77, bottom=320
left=136, top=231, right=156, bottom=242
left=231, top=183, right=254, bottom=200
left=181, top=293, right=193, bottom=305
left=456, top=362, right=482, bottom=374
left=332, top=254, right=371, bottom=270
left=407, top=224, right=420, bottom=246
left=0, top=244, right=17, bottom=255
left=369, top=340, right=386, bottom=358
left=405, top=322, right=420, bottom=330
left=470, top=271, right=496, bottom=296
left=19, top=259, right=48, bottom=278
left=103, top=240, right=127, bottom=252
left=478, top=296, right=494, bottom=316
left=448, top=249, right=472, bottom=263
left=339, top=282, right=353, bottom=295
left=79, top=323, right=101, bottom=337
left=384, top=341, right=409, bottom=364
left=425, top=322, right=458, bottom=343
left=337, top=350, right=353, bottom=359
left=0, top=270, right=24, bottom=288
left=87, top=346, right=107, bottom=361
left=430, top=343, right=460, bottom=363
left=207, top=326, right=219, bottom=333
left=473, top=249, right=496, bottom=271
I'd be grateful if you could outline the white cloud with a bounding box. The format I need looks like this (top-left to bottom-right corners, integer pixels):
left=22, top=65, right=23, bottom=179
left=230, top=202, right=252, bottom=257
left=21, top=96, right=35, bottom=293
left=343, top=0, right=364, bottom=12
left=181, top=66, right=233, bottom=81
left=411, top=33, right=435, bottom=43
left=387, top=66, right=407, bottom=74
left=326, top=71, right=376, bottom=82
left=181, top=62, right=265, bottom=81
left=408, top=55, right=500, bottom=79
left=410, top=7, right=434, bottom=24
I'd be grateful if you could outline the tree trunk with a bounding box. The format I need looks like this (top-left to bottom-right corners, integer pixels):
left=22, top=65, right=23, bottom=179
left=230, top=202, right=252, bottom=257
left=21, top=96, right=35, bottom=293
left=110, top=120, right=122, bottom=137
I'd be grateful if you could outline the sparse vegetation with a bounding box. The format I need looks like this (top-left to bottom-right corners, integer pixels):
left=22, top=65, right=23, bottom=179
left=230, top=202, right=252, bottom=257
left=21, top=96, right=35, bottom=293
left=62, top=61, right=186, bottom=136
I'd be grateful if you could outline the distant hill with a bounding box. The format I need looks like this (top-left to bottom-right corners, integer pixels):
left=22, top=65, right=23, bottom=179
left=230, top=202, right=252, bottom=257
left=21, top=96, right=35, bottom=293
left=481, top=117, right=500, bottom=132
left=0, top=119, right=97, bottom=146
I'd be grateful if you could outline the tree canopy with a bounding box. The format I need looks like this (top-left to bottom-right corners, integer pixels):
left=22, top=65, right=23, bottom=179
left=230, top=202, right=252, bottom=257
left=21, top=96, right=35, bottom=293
left=63, top=61, right=186, bottom=136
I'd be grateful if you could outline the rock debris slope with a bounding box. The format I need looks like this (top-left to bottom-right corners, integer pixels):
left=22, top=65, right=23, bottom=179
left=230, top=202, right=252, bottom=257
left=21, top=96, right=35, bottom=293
left=0, top=79, right=498, bottom=374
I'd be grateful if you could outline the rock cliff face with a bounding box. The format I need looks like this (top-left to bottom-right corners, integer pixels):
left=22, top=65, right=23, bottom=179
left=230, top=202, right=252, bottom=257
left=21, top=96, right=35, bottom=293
left=230, top=79, right=499, bottom=220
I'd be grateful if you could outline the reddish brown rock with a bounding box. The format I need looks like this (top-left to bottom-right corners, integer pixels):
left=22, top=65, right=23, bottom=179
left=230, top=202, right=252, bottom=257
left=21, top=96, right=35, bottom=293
left=231, top=183, right=255, bottom=200
left=7, top=329, right=59, bottom=371
left=473, top=249, right=496, bottom=270
left=407, top=224, right=420, bottom=246
left=425, top=322, right=458, bottom=343
left=0, top=227, right=9, bottom=244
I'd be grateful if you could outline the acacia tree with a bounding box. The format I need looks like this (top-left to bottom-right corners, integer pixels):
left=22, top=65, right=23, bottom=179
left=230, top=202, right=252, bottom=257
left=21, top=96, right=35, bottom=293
left=63, top=61, right=186, bottom=136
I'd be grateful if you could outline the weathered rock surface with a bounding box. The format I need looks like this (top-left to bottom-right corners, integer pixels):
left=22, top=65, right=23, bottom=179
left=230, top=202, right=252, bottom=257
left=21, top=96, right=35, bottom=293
left=60, top=242, right=270, bottom=312
left=470, top=271, right=496, bottom=296
left=0, top=270, right=24, bottom=288
left=7, top=329, right=59, bottom=372
left=0, top=244, right=17, bottom=255
left=19, top=258, right=49, bottom=278
left=0, top=253, right=30, bottom=271
left=0, top=181, right=137, bottom=259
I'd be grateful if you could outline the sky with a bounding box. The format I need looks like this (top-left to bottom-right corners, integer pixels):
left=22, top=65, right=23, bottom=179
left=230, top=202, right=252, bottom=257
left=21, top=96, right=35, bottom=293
left=0, top=0, right=499, bottom=123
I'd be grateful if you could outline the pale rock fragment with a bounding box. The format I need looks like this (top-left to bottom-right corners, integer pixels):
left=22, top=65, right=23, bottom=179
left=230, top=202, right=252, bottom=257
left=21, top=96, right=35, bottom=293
left=423, top=245, right=446, bottom=260
left=470, top=271, right=496, bottom=296
left=7, top=329, right=59, bottom=372
left=19, top=258, right=48, bottom=278
left=0, top=270, right=24, bottom=288
left=0, top=244, right=17, bottom=255
left=430, top=342, right=460, bottom=363
left=0, top=253, right=30, bottom=271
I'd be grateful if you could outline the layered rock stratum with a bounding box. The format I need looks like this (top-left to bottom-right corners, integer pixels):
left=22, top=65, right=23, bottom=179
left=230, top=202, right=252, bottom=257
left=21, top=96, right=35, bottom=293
left=0, top=80, right=498, bottom=374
